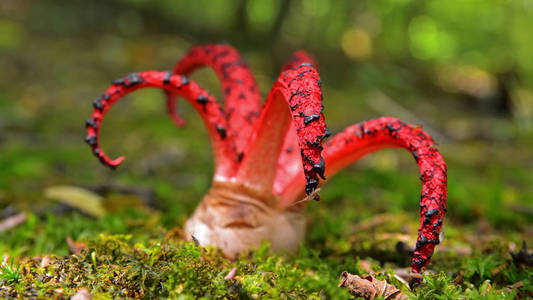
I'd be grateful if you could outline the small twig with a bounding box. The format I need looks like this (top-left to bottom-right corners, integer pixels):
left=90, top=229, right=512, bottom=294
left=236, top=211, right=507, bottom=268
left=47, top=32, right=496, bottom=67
left=224, top=266, right=237, bottom=280
left=366, top=90, right=447, bottom=143
left=505, top=281, right=524, bottom=291
left=66, top=237, right=87, bottom=256
left=288, top=188, right=321, bottom=208
left=0, top=212, right=27, bottom=233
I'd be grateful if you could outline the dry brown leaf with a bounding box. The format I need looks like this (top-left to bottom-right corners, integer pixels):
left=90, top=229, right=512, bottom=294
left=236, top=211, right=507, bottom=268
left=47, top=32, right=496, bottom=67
left=339, top=271, right=408, bottom=300
left=163, top=227, right=184, bottom=242
left=506, top=281, right=524, bottom=291
left=40, top=256, right=51, bottom=268
left=224, top=266, right=237, bottom=280
left=66, top=236, right=87, bottom=256
left=393, top=267, right=433, bottom=286
left=71, top=288, right=91, bottom=300
left=44, top=185, right=106, bottom=218
left=0, top=212, right=27, bottom=233
left=453, top=271, right=464, bottom=286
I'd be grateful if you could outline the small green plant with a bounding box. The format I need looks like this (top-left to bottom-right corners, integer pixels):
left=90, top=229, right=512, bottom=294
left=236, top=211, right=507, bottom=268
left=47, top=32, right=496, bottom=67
left=0, top=259, right=22, bottom=285
left=410, top=272, right=463, bottom=299
left=462, top=253, right=503, bottom=285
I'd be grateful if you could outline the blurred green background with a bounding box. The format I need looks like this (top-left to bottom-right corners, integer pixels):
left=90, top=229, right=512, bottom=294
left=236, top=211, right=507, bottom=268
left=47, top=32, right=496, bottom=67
left=0, top=0, right=532, bottom=256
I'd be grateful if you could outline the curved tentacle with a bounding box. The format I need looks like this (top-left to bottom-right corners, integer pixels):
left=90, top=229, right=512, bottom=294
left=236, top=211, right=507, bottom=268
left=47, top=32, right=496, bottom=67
left=85, top=71, right=237, bottom=178
left=281, top=50, right=318, bottom=72
left=235, top=64, right=328, bottom=197
left=166, top=92, right=187, bottom=127
left=278, top=117, right=447, bottom=273
left=273, top=51, right=324, bottom=196
left=166, top=44, right=263, bottom=156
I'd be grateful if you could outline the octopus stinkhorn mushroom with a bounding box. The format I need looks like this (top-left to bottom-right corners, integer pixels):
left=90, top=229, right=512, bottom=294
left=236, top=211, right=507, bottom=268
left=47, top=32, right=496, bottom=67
left=84, top=44, right=447, bottom=274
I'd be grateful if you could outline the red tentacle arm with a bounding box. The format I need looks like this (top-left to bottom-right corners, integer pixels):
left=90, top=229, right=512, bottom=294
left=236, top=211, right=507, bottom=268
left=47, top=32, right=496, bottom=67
left=166, top=44, right=262, bottom=156
left=278, top=117, right=447, bottom=273
left=281, top=50, right=318, bottom=71
left=166, top=93, right=186, bottom=127
left=236, top=64, right=328, bottom=196
left=273, top=51, right=325, bottom=196
left=85, top=71, right=237, bottom=178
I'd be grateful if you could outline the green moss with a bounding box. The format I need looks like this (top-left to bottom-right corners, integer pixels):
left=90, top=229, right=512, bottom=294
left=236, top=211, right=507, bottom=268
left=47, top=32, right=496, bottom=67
left=1, top=13, right=532, bottom=297
left=1, top=234, right=354, bottom=298
left=2, top=218, right=531, bottom=299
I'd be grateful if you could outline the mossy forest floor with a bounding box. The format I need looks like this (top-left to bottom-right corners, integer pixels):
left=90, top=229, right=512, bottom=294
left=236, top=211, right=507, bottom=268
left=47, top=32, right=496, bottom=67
left=1, top=4, right=533, bottom=298
left=1, top=158, right=532, bottom=298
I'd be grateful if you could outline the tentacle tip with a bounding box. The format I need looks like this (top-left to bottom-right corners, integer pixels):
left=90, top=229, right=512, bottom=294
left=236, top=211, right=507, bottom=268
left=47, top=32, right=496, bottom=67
left=107, top=156, right=125, bottom=169
left=172, top=117, right=187, bottom=128
left=297, top=62, right=314, bottom=68
left=410, top=265, right=421, bottom=274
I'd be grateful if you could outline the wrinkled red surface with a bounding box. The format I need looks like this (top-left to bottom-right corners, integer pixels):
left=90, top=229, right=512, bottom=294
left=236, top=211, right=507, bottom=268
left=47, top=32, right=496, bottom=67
left=275, top=51, right=322, bottom=196
left=85, top=45, right=447, bottom=273
left=277, top=117, right=447, bottom=272
left=85, top=71, right=236, bottom=177
left=86, top=49, right=327, bottom=193
left=281, top=50, right=318, bottom=71
left=166, top=44, right=262, bottom=157
left=237, top=64, right=327, bottom=194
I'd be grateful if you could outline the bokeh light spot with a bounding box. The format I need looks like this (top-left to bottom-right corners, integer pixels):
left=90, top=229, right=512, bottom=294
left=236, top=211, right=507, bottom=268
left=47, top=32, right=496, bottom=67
left=246, top=0, right=279, bottom=32
left=408, top=15, right=439, bottom=60
left=341, top=27, right=372, bottom=60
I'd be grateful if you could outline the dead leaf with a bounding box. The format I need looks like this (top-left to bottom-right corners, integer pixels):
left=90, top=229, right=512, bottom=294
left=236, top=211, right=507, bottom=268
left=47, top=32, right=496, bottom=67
left=40, top=256, right=51, bottom=268
left=453, top=271, right=464, bottom=286
left=393, top=267, right=433, bottom=284
left=44, top=186, right=106, bottom=218
left=339, top=271, right=408, bottom=299
left=163, top=227, right=184, bottom=242
left=225, top=266, right=237, bottom=280
left=67, top=236, right=87, bottom=256
left=0, top=212, right=26, bottom=233
left=71, top=288, right=91, bottom=300
left=506, top=281, right=523, bottom=291
left=510, top=241, right=533, bottom=268
left=491, top=265, right=504, bottom=276
left=288, top=188, right=321, bottom=207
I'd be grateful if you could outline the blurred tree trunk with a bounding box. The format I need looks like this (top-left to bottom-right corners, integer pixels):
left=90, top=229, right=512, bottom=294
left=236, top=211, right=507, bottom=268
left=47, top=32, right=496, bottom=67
left=233, top=0, right=248, bottom=36
left=271, top=0, right=291, bottom=43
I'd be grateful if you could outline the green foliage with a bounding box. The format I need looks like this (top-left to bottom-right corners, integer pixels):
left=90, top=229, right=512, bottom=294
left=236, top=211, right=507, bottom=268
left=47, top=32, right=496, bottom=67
left=410, top=272, right=518, bottom=300
left=462, top=254, right=503, bottom=285
left=0, top=0, right=532, bottom=298
left=1, top=207, right=530, bottom=298
left=0, top=234, right=353, bottom=298
left=0, top=259, right=22, bottom=285
left=410, top=272, right=463, bottom=299
left=0, top=210, right=163, bottom=257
